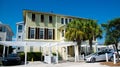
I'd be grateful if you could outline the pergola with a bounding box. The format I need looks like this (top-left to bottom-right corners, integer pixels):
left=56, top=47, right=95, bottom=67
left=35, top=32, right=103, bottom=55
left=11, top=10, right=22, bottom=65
left=0, top=41, right=79, bottom=65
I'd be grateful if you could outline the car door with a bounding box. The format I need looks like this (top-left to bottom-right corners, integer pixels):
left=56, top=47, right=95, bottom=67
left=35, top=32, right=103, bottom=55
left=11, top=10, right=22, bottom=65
left=96, top=52, right=106, bottom=61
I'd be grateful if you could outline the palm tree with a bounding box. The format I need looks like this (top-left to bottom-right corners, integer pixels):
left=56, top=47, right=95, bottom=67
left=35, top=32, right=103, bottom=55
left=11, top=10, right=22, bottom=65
left=85, top=20, right=102, bottom=53
left=102, top=18, right=120, bottom=62
left=65, top=19, right=86, bottom=55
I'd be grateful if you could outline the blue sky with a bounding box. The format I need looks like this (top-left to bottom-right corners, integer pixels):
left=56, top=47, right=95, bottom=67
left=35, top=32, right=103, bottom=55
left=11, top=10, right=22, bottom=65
left=0, top=0, right=120, bottom=44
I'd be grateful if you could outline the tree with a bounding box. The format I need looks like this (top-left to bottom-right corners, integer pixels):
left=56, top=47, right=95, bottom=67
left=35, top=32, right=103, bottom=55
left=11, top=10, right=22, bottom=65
left=65, top=19, right=86, bottom=55
left=102, top=18, right=120, bottom=62
left=85, top=20, right=102, bottom=53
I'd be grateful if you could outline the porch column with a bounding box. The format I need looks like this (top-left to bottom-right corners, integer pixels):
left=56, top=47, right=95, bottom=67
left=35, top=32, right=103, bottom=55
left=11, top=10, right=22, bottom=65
left=74, top=45, right=79, bottom=62
left=2, top=45, right=6, bottom=58
left=56, top=43, right=58, bottom=64
left=66, top=46, right=68, bottom=60
left=24, top=43, right=27, bottom=65
left=48, top=43, right=51, bottom=64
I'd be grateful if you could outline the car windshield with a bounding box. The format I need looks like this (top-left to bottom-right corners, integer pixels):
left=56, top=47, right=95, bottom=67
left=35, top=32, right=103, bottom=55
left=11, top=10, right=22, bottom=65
left=7, top=54, right=18, bottom=57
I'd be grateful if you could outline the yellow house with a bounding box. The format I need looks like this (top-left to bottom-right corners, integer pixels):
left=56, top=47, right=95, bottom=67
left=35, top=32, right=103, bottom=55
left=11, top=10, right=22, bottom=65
left=16, top=10, right=92, bottom=60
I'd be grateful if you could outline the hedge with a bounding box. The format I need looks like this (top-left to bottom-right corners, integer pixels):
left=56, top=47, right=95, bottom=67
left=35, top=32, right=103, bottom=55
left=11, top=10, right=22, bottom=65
left=18, top=52, right=43, bottom=61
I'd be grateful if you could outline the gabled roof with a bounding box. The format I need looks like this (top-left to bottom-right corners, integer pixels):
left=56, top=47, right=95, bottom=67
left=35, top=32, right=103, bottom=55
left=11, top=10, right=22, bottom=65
left=0, top=23, right=14, bottom=36
left=16, top=21, right=24, bottom=25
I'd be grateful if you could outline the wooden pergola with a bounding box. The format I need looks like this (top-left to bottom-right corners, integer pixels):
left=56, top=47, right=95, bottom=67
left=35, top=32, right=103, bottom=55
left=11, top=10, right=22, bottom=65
left=0, top=41, right=79, bottom=65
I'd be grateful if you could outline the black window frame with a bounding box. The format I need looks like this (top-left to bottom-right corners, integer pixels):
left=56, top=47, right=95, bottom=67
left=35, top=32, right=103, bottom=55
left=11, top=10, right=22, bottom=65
left=32, top=13, right=35, bottom=21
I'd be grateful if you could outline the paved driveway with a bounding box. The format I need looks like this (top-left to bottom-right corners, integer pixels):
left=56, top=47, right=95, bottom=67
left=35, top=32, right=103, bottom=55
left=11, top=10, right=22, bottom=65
left=0, top=61, right=109, bottom=67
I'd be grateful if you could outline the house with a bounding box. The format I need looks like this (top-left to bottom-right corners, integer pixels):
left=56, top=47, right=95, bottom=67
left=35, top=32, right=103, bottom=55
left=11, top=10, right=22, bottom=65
left=0, top=22, right=14, bottom=57
left=0, top=22, right=14, bottom=41
left=16, top=10, right=98, bottom=60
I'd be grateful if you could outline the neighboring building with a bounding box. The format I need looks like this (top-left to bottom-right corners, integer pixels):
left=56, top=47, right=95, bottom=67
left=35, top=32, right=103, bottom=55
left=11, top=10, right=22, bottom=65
left=16, top=21, right=24, bottom=41
left=16, top=10, right=98, bottom=60
left=16, top=21, right=24, bottom=52
left=0, top=22, right=14, bottom=41
left=0, top=22, right=14, bottom=57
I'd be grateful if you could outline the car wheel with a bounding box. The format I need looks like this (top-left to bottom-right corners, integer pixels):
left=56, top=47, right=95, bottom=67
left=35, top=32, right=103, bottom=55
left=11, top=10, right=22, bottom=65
left=2, top=62, right=7, bottom=66
left=91, top=58, right=96, bottom=63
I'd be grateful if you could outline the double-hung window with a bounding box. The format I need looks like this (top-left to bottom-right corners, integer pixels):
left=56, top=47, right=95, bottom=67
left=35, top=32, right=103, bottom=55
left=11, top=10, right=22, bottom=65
left=18, top=25, right=22, bottom=32
left=32, top=13, right=35, bottom=21
left=48, top=29, right=53, bottom=39
left=30, top=28, right=35, bottom=39
left=61, top=18, right=64, bottom=24
left=39, top=28, right=44, bottom=39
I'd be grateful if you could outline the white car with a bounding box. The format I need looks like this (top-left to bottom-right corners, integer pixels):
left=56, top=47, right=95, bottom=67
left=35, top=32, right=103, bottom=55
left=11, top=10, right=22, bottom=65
left=84, top=51, right=113, bottom=63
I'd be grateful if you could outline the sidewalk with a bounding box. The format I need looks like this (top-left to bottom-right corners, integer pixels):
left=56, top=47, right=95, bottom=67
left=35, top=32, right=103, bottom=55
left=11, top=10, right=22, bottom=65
left=1, top=61, right=109, bottom=67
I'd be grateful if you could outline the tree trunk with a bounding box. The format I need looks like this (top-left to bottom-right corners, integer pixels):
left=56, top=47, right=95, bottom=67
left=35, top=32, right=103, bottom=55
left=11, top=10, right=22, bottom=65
left=89, top=39, right=93, bottom=54
left=77, top=40, right=81, bottom=55
left=115, top=43, right=119, bottom=62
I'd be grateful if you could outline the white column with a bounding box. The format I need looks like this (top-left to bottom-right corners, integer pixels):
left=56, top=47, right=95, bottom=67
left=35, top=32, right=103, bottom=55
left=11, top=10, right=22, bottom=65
left=114, top=53, right=116, bottom=64
left=24, top=43, right=27, bottom=65
left=56, top=43, right=58, bottom=64
left=48, top=43, right=51, bottom=64
left=74, top=45, right=79, bottom=62
left=2, top=45, right=6, bottom=58
left=55, top=15, right=57, bottom=40
left=106, top=53, right=108, bottom=62
left=66, top=46, right=68, bottom=60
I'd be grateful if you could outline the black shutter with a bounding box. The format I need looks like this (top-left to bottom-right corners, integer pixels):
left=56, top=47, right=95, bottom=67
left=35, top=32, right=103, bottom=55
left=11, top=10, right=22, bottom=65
left=38, top=28, right=40, bottom=39
left=53, top=29, right=55, bottom=40
left=44, top=28, right=48, bottom=39
left=35, top=28, right=38, bottom=39
left=28, top=27, right=30, bottom=39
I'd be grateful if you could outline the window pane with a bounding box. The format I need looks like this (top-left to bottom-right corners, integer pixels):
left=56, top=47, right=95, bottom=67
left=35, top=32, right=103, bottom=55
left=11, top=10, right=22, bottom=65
left=48, top=29, right=53, bottom=39
left=49, top=16, right=52, bottom=23
left=41, top=15, right=44, bottom=22
left=0, top=37, right=1, bottom=41
left=32, top=14, right=35, bottom=21
left=65, top=18, right=68, bottom=24
left=69, top=18, right=72, bottom=22
left=61, top=18, right=64, bottom=24
left=39, top=28, right=44, bottom=39
left=30, top=28, right=35, bottom=38
left=18, top=25, right=22, bottom=32
left=0, top=27, right=2, bottom=32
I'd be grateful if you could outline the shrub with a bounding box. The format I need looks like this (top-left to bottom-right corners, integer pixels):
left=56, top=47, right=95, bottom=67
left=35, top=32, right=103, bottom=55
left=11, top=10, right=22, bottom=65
left=18, top=52, right=43, bottom=61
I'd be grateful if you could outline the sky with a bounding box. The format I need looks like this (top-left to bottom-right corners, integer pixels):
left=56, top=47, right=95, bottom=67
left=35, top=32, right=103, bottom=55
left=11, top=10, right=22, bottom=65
left=0, top=0, right=120, bottom=44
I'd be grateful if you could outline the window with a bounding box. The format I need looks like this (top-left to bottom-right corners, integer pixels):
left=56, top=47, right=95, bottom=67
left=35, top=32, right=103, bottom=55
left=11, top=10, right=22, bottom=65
left=30, top=28, right=35, bottom=39
left=0, top=27, right=2, bottom=32
left=18, top=47, right=20, bottom=50
left=41, top=15, right=44, bottom=22
left=69, top=18, right=72, bottom=22
left=0, top=37, right=1, bottom=41
left=61, top=18, right=64, bottom=24
left=39, top=28, right=44, bottom=39
left=65, top=18, right=68, bottom=24
left=62, top=30, right=64, bottom=37
left=18, top=25, right=22, bottom=32
left=49, top=16, right=52, bottom=23
left=32, top=13, right=35, bottom=21
left=48, top=29, right=53, bottom=39
left=18, top=36, right=21, bottom=39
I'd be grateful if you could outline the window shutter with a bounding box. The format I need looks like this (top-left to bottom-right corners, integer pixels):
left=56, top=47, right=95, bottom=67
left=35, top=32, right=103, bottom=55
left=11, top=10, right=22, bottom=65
left=28, top=27, right=30, bottom=39
left=53, top=29, right=55, bottom=40
left=44, top=28, right=48, bottom=39
left=35, top=28, right=38, bottom=39
left=38, top=28, right=40, bottom=39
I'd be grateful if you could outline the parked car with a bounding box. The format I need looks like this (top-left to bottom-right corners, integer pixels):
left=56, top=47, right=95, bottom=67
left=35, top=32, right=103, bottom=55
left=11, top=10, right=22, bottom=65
left=2, top=54, right=21, bottom=65
left=84, top=51, right=113, bottom=63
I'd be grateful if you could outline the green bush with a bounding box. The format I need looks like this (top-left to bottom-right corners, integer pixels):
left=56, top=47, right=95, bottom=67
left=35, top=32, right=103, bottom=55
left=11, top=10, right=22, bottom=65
left=18, top=52, right=43, bottom=61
